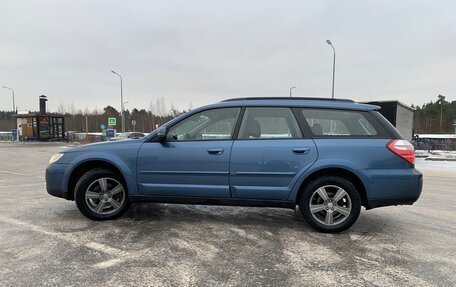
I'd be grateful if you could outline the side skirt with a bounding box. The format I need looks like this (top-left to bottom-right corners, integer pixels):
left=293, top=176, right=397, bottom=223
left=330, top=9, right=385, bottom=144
left=129, top=195, right=295, bottom=209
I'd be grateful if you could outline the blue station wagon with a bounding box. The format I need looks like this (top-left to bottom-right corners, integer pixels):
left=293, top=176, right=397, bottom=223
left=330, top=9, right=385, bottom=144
left=46, top=97, right=422, bottom=232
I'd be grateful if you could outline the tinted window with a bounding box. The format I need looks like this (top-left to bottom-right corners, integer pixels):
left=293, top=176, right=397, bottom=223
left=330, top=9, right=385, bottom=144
left=167, top=108, right=240, bottom=141
left=301, top=109, right=378, bottom=137
left=130, top=133, right=144, bottom=138
left=238, top=107, right=302, bottom=139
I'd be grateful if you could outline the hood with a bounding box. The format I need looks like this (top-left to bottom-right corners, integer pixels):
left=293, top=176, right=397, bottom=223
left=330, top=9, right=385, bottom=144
left=65, top=138, right=142, bottom=153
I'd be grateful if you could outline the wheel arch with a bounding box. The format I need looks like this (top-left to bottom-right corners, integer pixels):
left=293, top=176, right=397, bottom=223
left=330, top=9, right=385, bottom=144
left=67, top=160, right=128, bottom=200
left=295, top=167, right=368, bottom=208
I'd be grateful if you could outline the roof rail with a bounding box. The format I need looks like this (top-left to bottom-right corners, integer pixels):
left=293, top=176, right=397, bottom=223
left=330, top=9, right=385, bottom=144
left=222, top=97, right=355, bottom=103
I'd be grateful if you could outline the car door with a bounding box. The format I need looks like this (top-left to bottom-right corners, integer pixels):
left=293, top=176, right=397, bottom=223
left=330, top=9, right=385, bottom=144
left=229, top=107, right=318, bottom=200
left=137, top=107, right=241, bottom=198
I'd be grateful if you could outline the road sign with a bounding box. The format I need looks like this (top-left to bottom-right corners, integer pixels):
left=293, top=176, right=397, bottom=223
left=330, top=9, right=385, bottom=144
left=101, top=124, right=106, bottom=130
left=131, top=120, right=136, bottom=126
left=108, top=117, right=116, bottom=126
left=106, top=129, right=116, bottom=138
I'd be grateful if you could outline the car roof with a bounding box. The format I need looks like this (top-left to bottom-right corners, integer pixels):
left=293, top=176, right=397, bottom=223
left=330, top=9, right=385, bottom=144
left=222, top=97, right=356, bottom=103
left=193, top=97, right=380, bottom=112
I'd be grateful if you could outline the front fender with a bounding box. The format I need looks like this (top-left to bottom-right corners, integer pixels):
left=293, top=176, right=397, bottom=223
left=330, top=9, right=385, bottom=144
left=286, top=159, right=370, bottom=203
left=64, top=152, right=139, bottom=196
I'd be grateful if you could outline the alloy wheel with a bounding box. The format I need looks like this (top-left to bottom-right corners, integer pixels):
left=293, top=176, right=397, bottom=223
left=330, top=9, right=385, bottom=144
left=308, top=185, right=352, bottom=226
left=85, top=177, right=126, bottom=215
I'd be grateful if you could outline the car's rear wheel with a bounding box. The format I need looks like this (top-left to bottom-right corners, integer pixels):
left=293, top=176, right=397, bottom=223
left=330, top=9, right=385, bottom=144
left=300, top=176, right=361, bottom=233
left=74, top=168, right=130, bottom=220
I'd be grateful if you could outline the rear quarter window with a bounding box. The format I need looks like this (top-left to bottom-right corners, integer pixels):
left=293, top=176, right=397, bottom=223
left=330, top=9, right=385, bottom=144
left=299, top=108, right=389, bottom=138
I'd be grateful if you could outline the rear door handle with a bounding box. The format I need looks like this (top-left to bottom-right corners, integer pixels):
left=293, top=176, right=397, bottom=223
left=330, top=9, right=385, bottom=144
left=292, top=147, right=310, bottom=154
left=207, top=148, right=224, bottom=155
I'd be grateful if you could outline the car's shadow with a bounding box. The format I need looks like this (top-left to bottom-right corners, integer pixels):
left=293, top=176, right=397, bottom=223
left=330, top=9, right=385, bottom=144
left=47, top=201, right=393, bottom=238
left=118, top=202, right=390, bottom=235
left=124, top=202, right=303, bottom=226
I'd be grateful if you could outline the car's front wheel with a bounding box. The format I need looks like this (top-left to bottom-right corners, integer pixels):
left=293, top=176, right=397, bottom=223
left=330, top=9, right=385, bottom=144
left=74, top=168, right=130, bottom=220
left=300, top=176, right=361, bottom=233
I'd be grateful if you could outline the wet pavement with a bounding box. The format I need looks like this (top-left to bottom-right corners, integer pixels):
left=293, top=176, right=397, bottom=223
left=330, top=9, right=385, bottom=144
left=0, top=142, right=455, bottom=286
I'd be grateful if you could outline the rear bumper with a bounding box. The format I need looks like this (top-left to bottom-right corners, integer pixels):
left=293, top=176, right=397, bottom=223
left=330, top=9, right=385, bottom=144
left=366, top=196, right=420, bottom=209
left=364, top=168, right=423, bottom=209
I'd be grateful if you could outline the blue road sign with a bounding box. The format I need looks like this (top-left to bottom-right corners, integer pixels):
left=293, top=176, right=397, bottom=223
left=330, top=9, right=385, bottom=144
left=11, top=129, right=17, bottom=138
left=101, top=124, right=106, bottom=130
left=106, top=129, right=115, bottom=138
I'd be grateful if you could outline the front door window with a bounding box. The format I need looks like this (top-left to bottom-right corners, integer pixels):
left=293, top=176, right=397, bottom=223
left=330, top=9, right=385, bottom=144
left=167, top=108, right=241, bottom=141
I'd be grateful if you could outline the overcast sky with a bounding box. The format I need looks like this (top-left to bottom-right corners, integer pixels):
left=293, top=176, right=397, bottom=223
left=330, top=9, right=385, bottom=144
left=0, top=0, right=455, bottom=113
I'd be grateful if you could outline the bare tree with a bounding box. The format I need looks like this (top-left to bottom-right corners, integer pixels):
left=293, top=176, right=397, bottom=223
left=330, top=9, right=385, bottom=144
left=57, top=102, right=66, bottom=114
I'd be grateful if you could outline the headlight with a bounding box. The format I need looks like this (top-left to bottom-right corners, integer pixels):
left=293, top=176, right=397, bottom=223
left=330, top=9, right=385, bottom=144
left=49, top=153, right=64, bottom=164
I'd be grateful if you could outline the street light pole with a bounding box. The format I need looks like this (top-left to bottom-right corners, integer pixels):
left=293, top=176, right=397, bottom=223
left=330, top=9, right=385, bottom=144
left=326, top=40, right=336, bottom=99
left=2, top=85, right=15, bottom=113
left=111, top=71, right=125, bottom=133
left=438, top=94, right=445, bottom=133
left=123, top=101, right=129, bottom=131
left=289, top=86, right=296, bottom=98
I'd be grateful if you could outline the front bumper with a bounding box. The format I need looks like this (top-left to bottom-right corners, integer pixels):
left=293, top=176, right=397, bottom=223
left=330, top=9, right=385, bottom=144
left=46, top=163, right=71, bottom=200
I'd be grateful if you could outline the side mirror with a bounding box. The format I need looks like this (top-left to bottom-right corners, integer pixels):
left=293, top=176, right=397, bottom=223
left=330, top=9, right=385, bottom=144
left=156, top=126, right=167, bottom=141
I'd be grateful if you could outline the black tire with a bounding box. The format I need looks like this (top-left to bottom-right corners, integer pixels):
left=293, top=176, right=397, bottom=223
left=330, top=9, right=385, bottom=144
left=74, top=168, right=130, bottom=221
left=299, top=176, right=361, bottom=233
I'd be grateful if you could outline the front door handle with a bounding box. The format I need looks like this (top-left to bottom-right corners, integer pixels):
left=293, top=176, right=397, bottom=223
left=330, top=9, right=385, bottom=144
left=292, top=147, right=310, bottom=154
left=207, top=148, right=224, bottom=155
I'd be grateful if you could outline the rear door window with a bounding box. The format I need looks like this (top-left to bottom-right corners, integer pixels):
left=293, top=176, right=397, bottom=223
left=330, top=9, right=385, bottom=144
left=300, top=109, right=381, bottom=137
left=238, top=107, right=302, bottom=139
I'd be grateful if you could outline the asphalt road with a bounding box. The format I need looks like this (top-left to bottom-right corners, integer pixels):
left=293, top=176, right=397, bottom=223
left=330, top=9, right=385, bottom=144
left=0, top=142, right=455, bottom=286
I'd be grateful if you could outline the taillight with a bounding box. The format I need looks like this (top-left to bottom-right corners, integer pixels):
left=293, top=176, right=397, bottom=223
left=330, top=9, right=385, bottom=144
left=387, top=140, right=415, bottom=165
